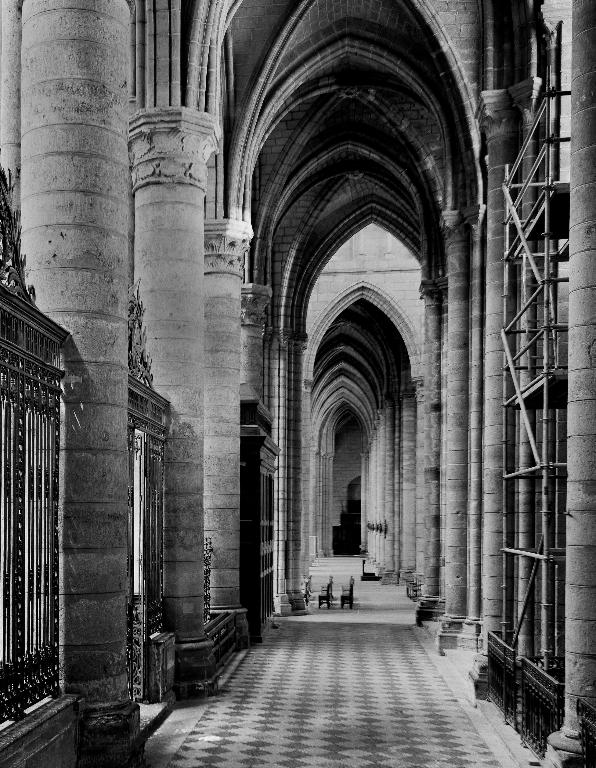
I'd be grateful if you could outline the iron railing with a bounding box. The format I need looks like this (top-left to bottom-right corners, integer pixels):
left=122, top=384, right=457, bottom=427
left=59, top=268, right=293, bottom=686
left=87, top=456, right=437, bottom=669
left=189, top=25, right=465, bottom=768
left=204, top=537, right=213, bottom=623
left=487, top=631, right=518, bottom=726
left=521, top=656, right=565, bottom=757
left=0, top=286, right=67, bottom=723
left=127, top=376, right=167, bottom=702
left=579, top=698, right=596, bottom=768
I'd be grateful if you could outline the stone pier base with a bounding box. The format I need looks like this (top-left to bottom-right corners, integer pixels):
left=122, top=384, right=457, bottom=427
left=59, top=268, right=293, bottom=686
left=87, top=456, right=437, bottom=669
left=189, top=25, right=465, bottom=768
left=78, top=701, right=142, bottom=768
left=174, top=636, right=218, bottom=699
left=544, top=731, right=583, bottom=768
left=148, top=632, right=176, bottom=704
left=381, top=571, right=399, bottom=585
left=469, top=653, right=489, bottom=702
left=415, top=596, right=445, bottom=625
left=274, top=593, right=293, bottom=616
left=436, top=617, right=481, bottom=653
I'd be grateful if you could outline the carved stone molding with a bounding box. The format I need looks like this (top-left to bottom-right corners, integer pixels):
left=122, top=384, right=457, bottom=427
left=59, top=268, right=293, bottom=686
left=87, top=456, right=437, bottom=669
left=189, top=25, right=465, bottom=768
left=477, top=89, right=518, bottom=140
left=129, top=108, right=218, bottom=193
left=241, top=283, right=272, bottom=327
left=463, top=204, right=486, bottom=240
left=509, top=77, right=543, bottom=131
left=0, top=166, right=35, bottom=303
left=291, top=332, right=308, bottom=354
left=128, top=280, right=153, bottom=387
left=419, top=278, right=444, bottom=304
left=440, top=209, right=466, bottom=246
left=204, top=219, right=253, bottom=277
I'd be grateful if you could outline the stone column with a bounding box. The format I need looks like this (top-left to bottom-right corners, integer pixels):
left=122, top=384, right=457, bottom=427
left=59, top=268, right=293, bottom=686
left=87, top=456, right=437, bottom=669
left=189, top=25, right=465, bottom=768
left=129, top=107, right=218, bottom=696
left=203, top=219, right=251, bottom=642
left=478, top=91, right=519, bottom=637
left=270, top=331, right=291, bottom=612
left=377, top=412, right=386, bottom=567
left=20, top=1, right=137, bottom=764
left=547, top=3, right=596, bottom=764
left=383, top=400, right=396, bottom=576
left=422, top=282, right=443, bottom=597
left=286, top=334, right=308, bottom=604
left=361, top=452, right=368, bottom=552
left=401, top=388, right=417, bottom=574
left=438, top=212, right=470, bottom=651
left=309, top=446, right=320, bottom=557
left=465, top=205, right=485, bottom=642
left=414, top=380, right=426, bottom=577
left=1, top=0, right=22, bottom=200
left=241, top=283, right=272, bottom=400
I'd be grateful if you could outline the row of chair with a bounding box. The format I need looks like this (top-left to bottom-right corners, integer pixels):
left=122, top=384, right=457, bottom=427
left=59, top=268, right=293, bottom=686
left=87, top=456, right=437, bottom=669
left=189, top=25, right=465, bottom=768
left=318, top=576, right=355, bottom=609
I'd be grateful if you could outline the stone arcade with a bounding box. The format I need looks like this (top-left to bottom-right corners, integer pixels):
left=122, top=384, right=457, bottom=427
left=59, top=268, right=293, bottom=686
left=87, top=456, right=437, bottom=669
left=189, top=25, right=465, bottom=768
left=0, top=1, right=594, bottom=767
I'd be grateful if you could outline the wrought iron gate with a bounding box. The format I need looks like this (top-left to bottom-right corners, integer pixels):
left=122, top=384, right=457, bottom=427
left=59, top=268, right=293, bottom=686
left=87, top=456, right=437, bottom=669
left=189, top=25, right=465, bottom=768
left=0, top=287, right=67, bottom=722
left=127, top=377, right=167, bottom=702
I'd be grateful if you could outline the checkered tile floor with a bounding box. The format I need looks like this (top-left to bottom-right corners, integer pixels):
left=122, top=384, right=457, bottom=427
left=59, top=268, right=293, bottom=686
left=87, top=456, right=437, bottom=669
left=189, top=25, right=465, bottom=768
left=145, top=558, right=512, bottom=768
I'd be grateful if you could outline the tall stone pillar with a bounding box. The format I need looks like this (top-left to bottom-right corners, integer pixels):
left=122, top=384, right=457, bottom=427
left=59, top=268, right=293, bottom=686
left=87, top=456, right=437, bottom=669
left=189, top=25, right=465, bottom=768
left=241, top=283, right=272, bottom=400
left=546, top=3, right=596, bottom=764
left=361, top=452, right=368, bottom=552
left=309, top=446, right=320, bottom=557
left=438, top=212, right=471, bottom=651
left=377, top=412, right=386, bottom=566
left=383, top=400, right=396, bottom=576
left=465, top=206, right=486, bottom=635
left=203, top=220, right=251, bottom=642
left=414, top=379, right=426, bottom=577
left=286, top=334, right=308, bottom=602
left=478, top=91, right=519, bottom=637
left=129, top=107, right=218, bottom=696
left=401, top=387, right=417, bottom=574
left=422, top=283, right=443, bottom=597
left=1, top=0, right=22, bottom=200
left=20, top=1, right=138, bottom=764
left=270, top=331, right=291, bottom=611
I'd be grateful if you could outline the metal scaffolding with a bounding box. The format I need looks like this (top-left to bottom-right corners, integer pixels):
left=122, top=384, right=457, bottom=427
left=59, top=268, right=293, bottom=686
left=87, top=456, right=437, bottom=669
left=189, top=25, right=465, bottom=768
left=501, top=75, right=570, bottom=671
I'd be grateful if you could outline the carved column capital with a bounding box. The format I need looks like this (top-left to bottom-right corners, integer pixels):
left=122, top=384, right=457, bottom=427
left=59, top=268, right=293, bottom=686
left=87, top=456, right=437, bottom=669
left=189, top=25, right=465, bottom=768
left=509, top=77, right=543, bottom=131
left=291, top=332, right=308, bottom=354
left=419, top=278, right=444, bottom=304
left=204, top=218, right=253, bottom=276
left=129, top=108, right=218, bottom=193
left=477, top=89, right=519, bottom=140
left=440, top=209, right=467, bottom=246
left=241, top=283, right=272, bottom=327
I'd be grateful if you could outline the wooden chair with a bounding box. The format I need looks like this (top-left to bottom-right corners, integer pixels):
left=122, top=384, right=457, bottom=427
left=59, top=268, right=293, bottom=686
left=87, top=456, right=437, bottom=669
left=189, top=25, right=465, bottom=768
left=341, top=576, right=355, bottom=609
left=318, top=578, right=334, bottom=608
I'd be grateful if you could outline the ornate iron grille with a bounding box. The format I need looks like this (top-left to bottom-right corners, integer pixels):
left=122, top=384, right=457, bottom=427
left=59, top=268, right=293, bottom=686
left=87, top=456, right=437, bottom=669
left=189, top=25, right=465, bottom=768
left=521, top=656, right=564, bottom=758
left=578, top=698, right=596, bottom=768
left=487, top=631, right=518, bottom=727
left=127, top=376, right=167, bottom=702
left=0, top=286, right=67, bottom=723
left=204, top=537, right=213, bottom=623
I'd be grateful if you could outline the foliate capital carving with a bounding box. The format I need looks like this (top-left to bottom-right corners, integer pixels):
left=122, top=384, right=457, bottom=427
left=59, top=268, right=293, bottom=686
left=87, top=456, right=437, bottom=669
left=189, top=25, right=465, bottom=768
left=419, top=278, right=444, bottom=304
left=129, top=108, right=218, bottom=193
left=509, top=77, right=543, bottom=130
left=463, top=204, right=486, bottom=240
left=128, top=280, right=153, bottom=387
left=477, top=90, right=518, bottom=140
left=291, top=332, right=308, bottom=354
left=440, top=210, right=466, bottom=246
left=241, top=283, right=272, bottom=327
left=204, top=219, right=253, bottom=276
left=0, top=166, right=35, bottom=303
